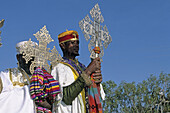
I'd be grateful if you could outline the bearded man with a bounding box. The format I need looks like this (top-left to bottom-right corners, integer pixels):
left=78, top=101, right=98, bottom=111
left=0, top=41, right=37, bottom=113
left=51, top=30, right=105, bottom=113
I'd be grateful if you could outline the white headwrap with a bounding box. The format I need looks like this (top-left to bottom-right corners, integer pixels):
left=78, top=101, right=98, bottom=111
left=16, top=41, right=38, bottom=54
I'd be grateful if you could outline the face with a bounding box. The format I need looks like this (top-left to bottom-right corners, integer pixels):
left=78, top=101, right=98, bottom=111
left=65, top=40, right=79, bottom=57
left=17, top=54, right=34, bottom=74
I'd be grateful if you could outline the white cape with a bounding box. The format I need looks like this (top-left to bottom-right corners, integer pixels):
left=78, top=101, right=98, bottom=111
left=0, top=70, right=35, bottom=113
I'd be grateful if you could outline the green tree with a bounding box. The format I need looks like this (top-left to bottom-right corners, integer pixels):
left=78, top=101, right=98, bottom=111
left=102, top=73, right=170, bottom=113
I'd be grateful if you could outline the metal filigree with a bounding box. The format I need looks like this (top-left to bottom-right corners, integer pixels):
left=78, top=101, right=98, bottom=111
left=19, top=25, right=62, bottom=74
left=0, top=19, right=5, bottom=47
left=0, top=30, right=1, bottom=47
left=79, top=4, right=112, bottom=60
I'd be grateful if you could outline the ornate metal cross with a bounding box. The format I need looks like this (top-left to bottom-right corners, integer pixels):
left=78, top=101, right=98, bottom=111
left=19, top=25, right=62, bottom=74
left=0, top=36, right=1, bottom=47
left=0, top=19, right=5, bottom=47
left=79, top=4, right=112, bottom=61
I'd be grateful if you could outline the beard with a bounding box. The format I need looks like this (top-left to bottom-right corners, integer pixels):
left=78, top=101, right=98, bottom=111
left=73, top=53, right=79, bottom=56
left=67, top=46, right=79, bottom=57
left=70, top=50, right=79, bottom=57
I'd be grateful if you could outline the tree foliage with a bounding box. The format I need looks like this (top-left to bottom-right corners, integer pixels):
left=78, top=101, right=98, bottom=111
left=102, top=72, right=170, bottom=113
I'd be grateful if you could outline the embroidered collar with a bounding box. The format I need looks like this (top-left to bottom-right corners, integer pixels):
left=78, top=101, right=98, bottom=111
left=62, top=57, right=86, bottom=75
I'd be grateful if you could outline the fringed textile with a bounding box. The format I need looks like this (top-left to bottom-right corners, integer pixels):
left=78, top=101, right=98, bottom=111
left=88, top=73, right=103, bottom=113
left=30, top=67, right=60, bottom=113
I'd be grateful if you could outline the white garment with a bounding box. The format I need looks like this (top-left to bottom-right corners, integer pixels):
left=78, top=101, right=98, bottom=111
left=51, top=63, right=105, bottom=113
left=0, top=69, right=36, bottom=113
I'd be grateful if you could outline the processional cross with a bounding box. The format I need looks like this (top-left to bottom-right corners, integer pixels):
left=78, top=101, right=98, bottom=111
left=19, top=25, right=62, bottom=74
left=79, top=4, right=112, bottom=113
left=79, top=3, right=112, bottom=61
left=0, top=19, right=5, bottom=47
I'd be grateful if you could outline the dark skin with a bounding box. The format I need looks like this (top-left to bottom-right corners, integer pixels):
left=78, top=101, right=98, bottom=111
left=16, top=54, right=33, bottom=75
left=16, top=54, right=52, bottom=110
left=60, top=40, right=102, bottom=84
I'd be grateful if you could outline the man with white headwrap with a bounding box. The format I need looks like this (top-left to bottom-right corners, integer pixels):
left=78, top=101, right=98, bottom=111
left=0, top=41, right=37, bottom=113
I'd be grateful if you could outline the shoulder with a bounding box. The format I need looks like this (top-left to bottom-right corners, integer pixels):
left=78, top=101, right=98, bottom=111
left=0, top=69, right=10, bottom=77
left=0, top=68, right=22, bottom=76
left=52, top=63, right=75, bottom=86
left=53, top=63, right=72, bottom=72
left=0, top=68, right=9, bottom=73
left=51, top=63, right=73, bottom=78
left=78, top=60, right=86, bottom=70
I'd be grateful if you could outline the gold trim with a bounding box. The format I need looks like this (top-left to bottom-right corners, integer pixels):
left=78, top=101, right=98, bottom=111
left=18, top=67, right=31, bottom=84
left=59, top=38, right=79, bottom=44
left=12, top=81, right=25, bottom=87
left=9, top=69, right=13, bottom=82
left=0, top=77, right=3, bottom=94
left=58, top=30, right=78, bottom=38
left=9, top=68, right=30, bottom=86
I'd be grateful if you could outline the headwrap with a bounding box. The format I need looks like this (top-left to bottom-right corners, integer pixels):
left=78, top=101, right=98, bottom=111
left=16, top=41, right=38, bottom=54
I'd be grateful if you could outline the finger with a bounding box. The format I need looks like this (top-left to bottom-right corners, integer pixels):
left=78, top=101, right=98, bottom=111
left=93, top=76, right=102, bottom=80
left=96, top=62, right=101, bottom=69
left=95, top=70, right=101, bottom=73
left=97, top=65, right=101, bottom=70
left=94, top=79, right=102, bottom=84
left=95, top=57, right=100, bottom=61
left=98, top=62, right=101, bottom=66
left=99, top=63, right=101, bottom=68
left=92, top=72, right=102, bottom=77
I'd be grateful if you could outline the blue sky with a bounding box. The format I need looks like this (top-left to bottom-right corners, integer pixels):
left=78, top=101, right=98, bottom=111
left=0, top=0, right=170, bottom=85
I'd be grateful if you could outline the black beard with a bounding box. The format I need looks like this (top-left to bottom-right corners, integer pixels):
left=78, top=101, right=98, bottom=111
left=70, top=52, right=79, bottom=57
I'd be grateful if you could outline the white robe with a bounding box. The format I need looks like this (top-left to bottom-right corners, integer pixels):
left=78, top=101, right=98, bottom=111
left=51, top=63, right=105, bottom=113
left=0, top=69, right=36, bottom=113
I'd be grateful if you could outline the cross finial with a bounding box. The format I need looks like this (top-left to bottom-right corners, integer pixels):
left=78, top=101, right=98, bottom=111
left=79, top=4, right=112, bottom=60
left=18, top=25, right=62, bottom=74
left=0, top=19, right=5, bottom=47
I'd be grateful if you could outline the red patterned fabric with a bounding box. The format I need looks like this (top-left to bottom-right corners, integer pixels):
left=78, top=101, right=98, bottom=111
left=88, top=73, right=103, bottom=113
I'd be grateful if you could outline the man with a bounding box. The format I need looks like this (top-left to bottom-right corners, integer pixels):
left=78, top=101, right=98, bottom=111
left=0, top=41, right=36, bottom=113
left=51, top=30, right=105, bottom=113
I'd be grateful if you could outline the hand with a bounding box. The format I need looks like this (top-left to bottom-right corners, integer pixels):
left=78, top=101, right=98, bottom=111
left=85, top=57, right=101, bottom=75
left=93, top=70, right=102, bottom=84
left=36, top=100, right=52, bottom=110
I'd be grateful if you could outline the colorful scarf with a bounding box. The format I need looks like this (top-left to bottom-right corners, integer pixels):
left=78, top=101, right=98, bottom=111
left=30, top=67, right=60, bottom=113
left=88, top=74, right=103, bottom=113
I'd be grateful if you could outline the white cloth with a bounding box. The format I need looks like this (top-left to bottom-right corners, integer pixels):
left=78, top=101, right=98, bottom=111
left=0, top=70, right=36, bottom=113
left=16, top=40, right=38, bottom=54
left=51, top=63, right=105, bottom=113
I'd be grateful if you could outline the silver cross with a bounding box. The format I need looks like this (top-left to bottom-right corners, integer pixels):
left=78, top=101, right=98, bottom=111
left=79, top=4, right=112, bottom=60
left=0, top=19, right=5, bottom=47
left=19, top=25, right=62, bottom=74
left=0, top=36, right=1, bottom=47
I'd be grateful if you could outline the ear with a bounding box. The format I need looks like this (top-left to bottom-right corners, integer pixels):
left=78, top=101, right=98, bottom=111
left=60, top=43, right=65, bottom=50
left=16, top=54, right=19, bottom=61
